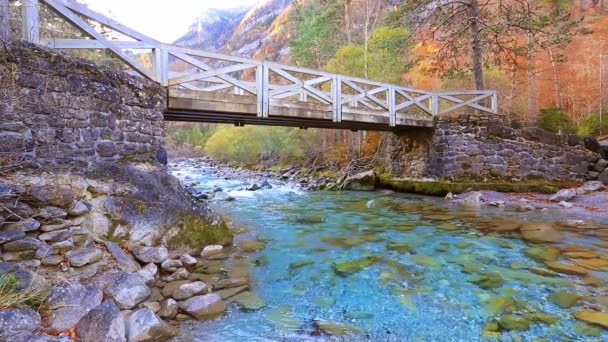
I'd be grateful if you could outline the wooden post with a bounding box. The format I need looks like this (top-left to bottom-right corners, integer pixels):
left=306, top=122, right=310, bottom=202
left=153, top=48, right=168, bottom=86
left=0, top=0, right=10, bottom=43
left=22, top=0, right=39, bottom=43
left=491, top=91, right=498, bottom=114
left=430, top=95, right=440, bottom=117
left=388, top=87, right=396, bottom=127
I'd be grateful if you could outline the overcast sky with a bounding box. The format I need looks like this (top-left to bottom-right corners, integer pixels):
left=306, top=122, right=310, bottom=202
left=81, top=0, right=258, bottom=43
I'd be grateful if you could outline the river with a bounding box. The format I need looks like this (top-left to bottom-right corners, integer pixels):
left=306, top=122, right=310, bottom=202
left=170, top=159, right=608, bottom=341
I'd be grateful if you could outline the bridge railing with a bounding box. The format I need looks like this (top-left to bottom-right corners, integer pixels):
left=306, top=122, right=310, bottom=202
left=25, top=0, right=498, bottom=127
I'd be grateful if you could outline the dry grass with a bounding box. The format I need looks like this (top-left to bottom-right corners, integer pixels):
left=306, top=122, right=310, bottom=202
left=0, top=274, right=46, bottom=311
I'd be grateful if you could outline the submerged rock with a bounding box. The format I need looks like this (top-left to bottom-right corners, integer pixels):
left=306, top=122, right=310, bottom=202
left=545, top=261, right=589, bottom=276
left=498, top=314, right=530, bottom=331
left=333, top=256, right=382, bottom=276
left=574, top=310, right=608, bottom=329
left=523, top=246, right=560, bottom=262
left=316, top=320, right=365, bottom=336
left=520, top=223, right=562, bottom=243
left=549, top=291, right=581, bottom=309
left=233, top=291, right=265, bottom=311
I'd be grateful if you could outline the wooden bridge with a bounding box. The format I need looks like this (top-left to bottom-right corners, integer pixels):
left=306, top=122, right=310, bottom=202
left=20, top=0, right=498, bottom=131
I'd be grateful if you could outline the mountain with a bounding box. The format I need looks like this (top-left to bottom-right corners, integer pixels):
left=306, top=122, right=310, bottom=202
left=173, top=7, right=252, bottom=51
left=174, top=0, right=293, bottom=62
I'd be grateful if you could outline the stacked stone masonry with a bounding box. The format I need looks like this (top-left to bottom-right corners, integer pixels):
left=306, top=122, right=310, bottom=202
left=0, top=43, right=166, bottom=166
left=387, top=115, right=599, bottom=181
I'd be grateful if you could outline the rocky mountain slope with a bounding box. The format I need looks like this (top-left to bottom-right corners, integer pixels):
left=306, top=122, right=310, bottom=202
left=174, top=0, right=292, bottom=62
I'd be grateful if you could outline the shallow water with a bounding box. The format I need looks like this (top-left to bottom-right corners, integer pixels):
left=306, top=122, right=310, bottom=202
left=171, top=163, right=608, bottom=341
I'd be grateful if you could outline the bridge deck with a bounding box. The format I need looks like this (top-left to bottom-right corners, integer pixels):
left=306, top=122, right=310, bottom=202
left=23, top=0, right=498, bottom=130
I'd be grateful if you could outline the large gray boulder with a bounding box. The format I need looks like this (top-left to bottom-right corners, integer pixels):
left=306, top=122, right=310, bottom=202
left=178, top=293, right=226, bottom=320
left=76, top=300, right=126, bottom=342
left=172, top=281, right=208, bottom=300
left=341, top=170, right=376, bottom=191
left=0, top=307, right=41, bottom=341
left=104, top=272, right=150, bottom=309
left=125, top=308, right=179, bottom=342
left=133, top=247, right=169, bottom=264
left=46, top=282, right=103, bottom=332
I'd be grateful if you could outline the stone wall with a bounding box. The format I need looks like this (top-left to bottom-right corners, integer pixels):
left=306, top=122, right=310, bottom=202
left=385, top=115, right=598, bottom=181
left=0, top=42, right=167, bottom=167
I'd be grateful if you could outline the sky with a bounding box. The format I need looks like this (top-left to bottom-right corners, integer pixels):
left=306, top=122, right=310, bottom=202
left=82, top=0, right=258, bottom=43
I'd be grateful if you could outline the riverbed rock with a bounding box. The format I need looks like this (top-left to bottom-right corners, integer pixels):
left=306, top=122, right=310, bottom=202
left=577, top=181, right=606, bottom=194
left=341, top=170, right=376, bottom=191
left=105, top=241, right=140, bottom=273
left=549, top=189, right=576, bottom=202
left=498, top=314, right=530, bottom=331
left=126, top=308, right=178, bottom=341
left=133, top=246, right=169, bottom=264
left=334, top=256, right=383, bottom=276
left=200, top=245, right=223, bottom=258
left=574, top=310, right=608, bottom=328
left=76, top=300, right=126, bottom=342
left=520, top=223, right=562, bottom=243
left=137, top=263, right=158, bottom=284
left=104, top=272, right=151, bottom=309
left=213, top=192, right=235, bottom=201
left=160, top=258, right=183, bottom=271
left=46, top=282, right=103, bottom=332
left=66, top=247, right=103, bottom=267
left=545, top=261, right=589, bottom=276
left=233, top=291, right=265, bottom=311
left=0, top=307, right=41, bottom=341
left=173, top=281, right=208, bottom=300
left=158, top=299, right=178, bottom=319
left=180, top=254, right=197, bottom=266
left=523, top=246, right=560, bottom=262
left=549, top=291, right=581, bottom=309
left=178, top=293, right=226, bottom=319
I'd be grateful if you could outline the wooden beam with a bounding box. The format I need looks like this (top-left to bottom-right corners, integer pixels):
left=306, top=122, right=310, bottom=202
left=22, top=0, right=39, bottom=43
left=40, top=38, right=155, bottom=49
left=44, top=0, right=155, bottom=80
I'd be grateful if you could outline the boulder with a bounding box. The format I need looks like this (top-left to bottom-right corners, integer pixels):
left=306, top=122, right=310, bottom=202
left=133, top=246, right=169, bottom=264
left=76, top=300, right=126, bottom=342
left=549, top=189, right=576, bottom=202
left=158, top=298, right=178, bottom=319
left=178, top=293, right=226, bottom=320
left=173, top=281, right=208, bottom=300
left=66, top=247, right=103, bottom=267
left=574, top=310, right=608, bottom=329
left=137, top=263, right=157, bottom=285
left=213, top=192, right=235, bottom=201
left=105, top=241, right=140, bottom=273
left=341, top=170, right=376, bottom=191
left=140, top=301, right=161, bottom=313
left=104, top=272, right=151, bottom=309
left=3, top=237, right=42, bottom=251
left=40, top=219, right=69, bottom=232
left=594, top=159, right=608, bottom=172
left=577, top=181, right=606, bottom=194
left=179, top=254, right=197, bottom=267
left=81, top=212, right=111, bottom=237
left=46, top=282, right=103, bottom=332
left=0, top=307, right=41, bottom=341
left=125, top=308, right=178, bottom=342
left=200, top=245, right=223, bottom=258
left=160, top=259, right=183, bottom=271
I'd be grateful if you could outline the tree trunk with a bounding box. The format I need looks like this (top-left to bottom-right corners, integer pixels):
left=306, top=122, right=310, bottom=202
left=468, top=0, right=484, bottom=90
left=0, top=0, right=10, bottom=43
left=344, top=0, right=351, bottom=44
left=526, top=32, right=535, bottom=125
left=548, top=48, right=561, bottom=108
left=363, top=0, right=370, bottom=79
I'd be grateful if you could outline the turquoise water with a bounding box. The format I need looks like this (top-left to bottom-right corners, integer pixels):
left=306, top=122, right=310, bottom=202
left=171, top=163, right=608, bottom=341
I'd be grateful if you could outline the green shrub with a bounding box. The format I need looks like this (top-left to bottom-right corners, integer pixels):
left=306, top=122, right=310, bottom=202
left=538, top=107, right=575, bottom=133
left=576, top=113, right=608, bottom=137
left=0, top=275, right=46, bottom=310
